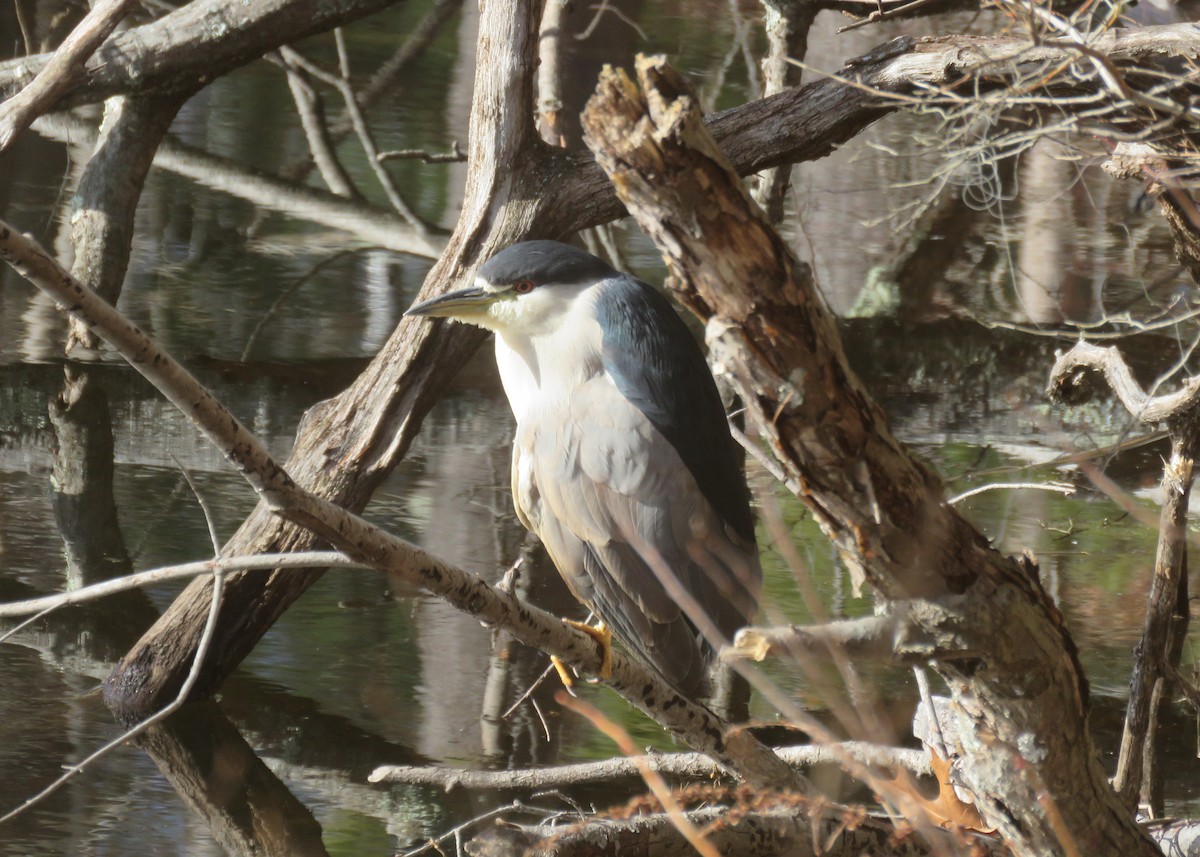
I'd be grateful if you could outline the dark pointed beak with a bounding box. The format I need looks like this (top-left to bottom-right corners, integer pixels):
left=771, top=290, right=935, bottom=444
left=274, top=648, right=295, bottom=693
left=404, top=286, right=498, bottom=319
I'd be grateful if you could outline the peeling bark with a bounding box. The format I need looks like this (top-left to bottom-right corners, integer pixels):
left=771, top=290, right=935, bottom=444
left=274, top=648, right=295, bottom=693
left=579, top=55, right=1156, bottom=857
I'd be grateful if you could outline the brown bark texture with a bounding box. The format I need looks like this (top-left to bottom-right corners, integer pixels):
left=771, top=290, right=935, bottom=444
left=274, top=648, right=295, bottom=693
left=578, top=54, right=1157, bottom=857
left=136, top=701, right=329, bottom=857
left=101, top=0, right=553, bottom=721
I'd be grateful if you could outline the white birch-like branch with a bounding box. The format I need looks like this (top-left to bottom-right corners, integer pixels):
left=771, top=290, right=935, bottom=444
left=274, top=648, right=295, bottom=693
left=0, top=220, right=802, bottom=792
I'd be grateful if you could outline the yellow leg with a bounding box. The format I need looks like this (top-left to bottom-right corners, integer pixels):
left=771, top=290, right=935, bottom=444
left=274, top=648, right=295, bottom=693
left=550, top=655, right=577, bottom=692
left=563, top=618, right=613, bottom=680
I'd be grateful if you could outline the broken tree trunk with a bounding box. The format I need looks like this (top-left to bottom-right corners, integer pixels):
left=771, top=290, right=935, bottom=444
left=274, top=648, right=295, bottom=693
left=579, top=54, right=1157, bottom=857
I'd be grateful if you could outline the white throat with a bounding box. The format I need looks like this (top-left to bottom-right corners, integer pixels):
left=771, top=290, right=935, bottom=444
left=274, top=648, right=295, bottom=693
left=492, top=286, right=605, bottom=424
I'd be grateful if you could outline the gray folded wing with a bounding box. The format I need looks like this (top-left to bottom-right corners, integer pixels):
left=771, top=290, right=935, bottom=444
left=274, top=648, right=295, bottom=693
left=514, top=376, right=761, bottom=696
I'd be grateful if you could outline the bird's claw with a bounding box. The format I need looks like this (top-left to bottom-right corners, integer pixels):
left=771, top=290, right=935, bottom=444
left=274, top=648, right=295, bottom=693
left=563, top=618, right=613, bottom=680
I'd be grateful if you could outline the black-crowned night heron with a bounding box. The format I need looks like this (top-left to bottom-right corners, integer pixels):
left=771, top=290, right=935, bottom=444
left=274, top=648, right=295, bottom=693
left=406, top=240, right=761, bottom=696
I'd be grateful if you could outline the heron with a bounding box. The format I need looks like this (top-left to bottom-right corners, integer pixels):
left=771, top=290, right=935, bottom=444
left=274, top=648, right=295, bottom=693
left=405, top=240, right=761, bottom=697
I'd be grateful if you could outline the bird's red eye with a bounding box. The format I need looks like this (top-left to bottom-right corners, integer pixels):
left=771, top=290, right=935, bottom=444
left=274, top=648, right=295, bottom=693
left=513, top=279, right=535, bottom=294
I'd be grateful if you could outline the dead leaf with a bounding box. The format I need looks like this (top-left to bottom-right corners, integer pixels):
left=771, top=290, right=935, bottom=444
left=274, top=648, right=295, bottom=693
left=877, top=750, right=997, bottom=834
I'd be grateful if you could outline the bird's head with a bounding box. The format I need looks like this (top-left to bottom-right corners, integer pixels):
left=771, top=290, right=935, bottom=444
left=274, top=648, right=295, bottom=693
left=405, top=240, right=618, bottom=338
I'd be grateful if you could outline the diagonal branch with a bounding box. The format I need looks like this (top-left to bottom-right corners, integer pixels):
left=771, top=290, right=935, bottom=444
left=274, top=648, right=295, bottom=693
left=0, top=0, right=137, bottom=151
left=0, top=220, right=802, bottom=792
left=89, top=12, right=1200, bottom=742
left=0, top=0, right=406, bottom=108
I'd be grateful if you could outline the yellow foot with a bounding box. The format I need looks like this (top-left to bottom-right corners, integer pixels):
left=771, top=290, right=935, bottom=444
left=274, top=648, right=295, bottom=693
left=563, top=619, right=613, bottom=680
left=550, top=655, right=577, bottom=694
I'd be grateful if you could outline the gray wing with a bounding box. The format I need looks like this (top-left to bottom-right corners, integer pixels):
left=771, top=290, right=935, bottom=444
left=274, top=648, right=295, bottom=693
left=513, top=376, right=761, bottom=696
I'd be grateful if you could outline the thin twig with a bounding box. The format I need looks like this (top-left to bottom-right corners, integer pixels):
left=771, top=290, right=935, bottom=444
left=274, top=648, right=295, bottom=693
left=376, top=143, right=466, bottom=163
left=241, top=247, right=382, bottom=361
left=0, top=552, right=360, bottom=620
left=0, top=566, right=227, bottom=824
left=0, top=605, right=59, bottom=646
left=947, top=481, right=1076, bottom=505
left=334, top=29, right=429, bottom=229
left=575, top=0, right=647, bottom=41
left=530, top=695, right=552, bottom=743
left=278, top=51, right=359, bottom=197
left=169, top=451, right=222, bottom=556
left=501, top=662, right=557, bottom=720
left=914, top=669, right=947, bottom=758
left=837, top=0, right=945, bottom=32
left=399, top=800, right=563, bottom=857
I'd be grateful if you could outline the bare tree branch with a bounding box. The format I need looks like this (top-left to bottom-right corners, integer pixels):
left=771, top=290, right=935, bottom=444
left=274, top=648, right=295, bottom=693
left=0, top=566, right=227, bottom=824
left=0, top=553, right=360, bottom=623
left=370, top=742, right=932, bottom=790
left=463, top=799, right=1004, bottom=857
left=0, top=221, right=804, bottom=793
left=1048, top=341, right=1200, bottom=423
left=32, top=112, right=445, bottom=257
left=0, top=0, right=406, bottom=108
left=1049, top=341, right=1199, bottom=813
left=279, top=51, right=361, bottom=198
left=0, top=0, right=137, bottom=151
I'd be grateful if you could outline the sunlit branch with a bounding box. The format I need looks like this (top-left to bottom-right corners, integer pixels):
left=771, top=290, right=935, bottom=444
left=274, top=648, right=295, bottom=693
left=31, top=112, right=446, bottom=257
left=0, top=219, right=801, bottom=791
left=0, top=552, right=360, bottom=625
left=370, top=742, right=932, bottom=789
left=1048, top=341, right=1200, bottom=423
left=376, top=143, right=466, bottom=163
left=947, top=482, right=1076, bottom=505
left=278, top=50, right=360, bottom=198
